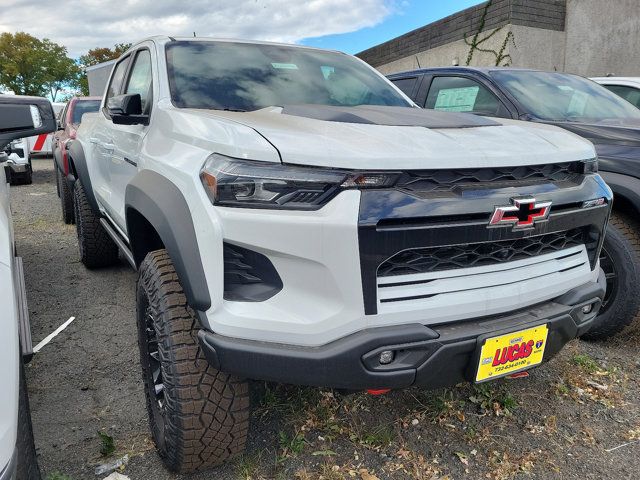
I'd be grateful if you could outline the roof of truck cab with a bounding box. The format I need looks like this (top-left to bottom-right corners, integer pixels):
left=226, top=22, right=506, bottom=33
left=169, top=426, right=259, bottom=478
left=387, top=66, right=564, bottom=78
left=130, top=35, right=342, bottom=54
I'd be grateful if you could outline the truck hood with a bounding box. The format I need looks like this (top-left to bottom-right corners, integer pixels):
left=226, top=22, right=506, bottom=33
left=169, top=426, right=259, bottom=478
left=185, top=106, right=596, bottom=169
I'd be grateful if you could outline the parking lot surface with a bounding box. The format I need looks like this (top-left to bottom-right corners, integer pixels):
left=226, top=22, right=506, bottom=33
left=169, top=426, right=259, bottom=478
left=14, top=159, right=640, bottom=479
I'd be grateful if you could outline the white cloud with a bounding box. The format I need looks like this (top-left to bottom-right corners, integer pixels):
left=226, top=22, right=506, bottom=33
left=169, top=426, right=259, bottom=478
left=0, top=0, right=398, bottom=57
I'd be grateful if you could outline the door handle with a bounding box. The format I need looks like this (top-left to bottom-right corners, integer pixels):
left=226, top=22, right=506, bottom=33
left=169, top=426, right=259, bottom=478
left=89, top=137, right=100, bottom=144
left=102, top=143, right=116, bottom=151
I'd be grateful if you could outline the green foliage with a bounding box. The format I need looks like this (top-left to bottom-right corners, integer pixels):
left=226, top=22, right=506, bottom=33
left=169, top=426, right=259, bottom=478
left=572, top=354, right=600, bottom=373
left=349, top=423, right=396, bottom=449
left=277, top=430, right=306, bottom=463
left=97, top=430, right=116, bottom=457
left=464, top=0, right=516, bottom=67
left=469, top=383, right=518, bottom=414
left=0, top=31, right=80, bottom=100
left=46, top=473, right=72, bottom=480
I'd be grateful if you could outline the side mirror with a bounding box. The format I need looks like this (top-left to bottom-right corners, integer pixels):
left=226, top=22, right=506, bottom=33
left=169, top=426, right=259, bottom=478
left=0, top=95, right=56, bottom=149
left=107, top=94, right=148, bottom=125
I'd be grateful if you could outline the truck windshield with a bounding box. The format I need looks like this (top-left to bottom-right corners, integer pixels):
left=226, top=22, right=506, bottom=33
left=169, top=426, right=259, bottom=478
left=165, top=41, right=411, bottom=111
left=72, top=100, right=101, bottom=124
left=490, top=70, right=640, bottom=122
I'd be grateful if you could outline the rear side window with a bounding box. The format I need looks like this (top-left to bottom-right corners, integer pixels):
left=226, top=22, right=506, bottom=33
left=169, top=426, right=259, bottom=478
left=125, top=50, right=153, bottom=113
left=603, top=85, right=640, bottom=109
left=59, top=103, right=69, bottom=127
left=71, top=100, right=101, bottom=124
left=426, top=76, right=502, bottom=115
left=390, top=77, right=418, bottom=97
left=106, top=57, right=130, bottom=102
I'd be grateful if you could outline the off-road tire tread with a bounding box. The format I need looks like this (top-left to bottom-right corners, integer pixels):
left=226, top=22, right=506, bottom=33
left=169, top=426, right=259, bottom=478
left=137, top=250, right=250, bottom=473
left=73, top=181, right=118, bottom=268
left=581, top=212, right=640, bottom=341
left=16, top=363, right=41, bottom=480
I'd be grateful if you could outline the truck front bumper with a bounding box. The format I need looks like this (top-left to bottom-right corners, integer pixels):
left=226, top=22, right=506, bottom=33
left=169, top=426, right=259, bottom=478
left=199, top=270, right=605, bottom=390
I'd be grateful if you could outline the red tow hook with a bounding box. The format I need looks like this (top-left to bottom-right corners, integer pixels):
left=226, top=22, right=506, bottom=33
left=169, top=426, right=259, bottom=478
left=366, top=389, right=391, bottom=395
left=506, top=371, right=530, bottom=380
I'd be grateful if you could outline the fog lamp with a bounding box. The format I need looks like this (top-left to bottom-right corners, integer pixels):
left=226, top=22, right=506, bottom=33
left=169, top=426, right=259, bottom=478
left=379, top=350, right=395, bottom=365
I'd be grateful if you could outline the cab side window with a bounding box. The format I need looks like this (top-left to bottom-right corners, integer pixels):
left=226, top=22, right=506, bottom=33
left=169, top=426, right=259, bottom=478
left=426, top=76, right=504, bottom=116
left=106, top=57, right=131, bottom=103
left=125, top=50, right=153, bottom=114
left=59, top=103, right=69, bottom=128
left=390, top=77, right=419, bottom=97
left=604, top=85, right=640, bottom=109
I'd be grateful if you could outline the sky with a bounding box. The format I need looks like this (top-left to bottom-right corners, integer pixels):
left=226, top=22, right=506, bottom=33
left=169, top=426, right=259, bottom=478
left=0, top=0, right=482, bottom=59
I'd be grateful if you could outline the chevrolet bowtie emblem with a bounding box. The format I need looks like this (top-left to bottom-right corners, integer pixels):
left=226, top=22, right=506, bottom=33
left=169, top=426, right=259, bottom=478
left=489, top=198, right=552, bottom=230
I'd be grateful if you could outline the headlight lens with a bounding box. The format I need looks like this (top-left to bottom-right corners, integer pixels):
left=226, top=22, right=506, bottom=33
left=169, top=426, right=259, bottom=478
left=581, top=157, right=598, bottom=174
left=200, top=154, right=398, bottom=209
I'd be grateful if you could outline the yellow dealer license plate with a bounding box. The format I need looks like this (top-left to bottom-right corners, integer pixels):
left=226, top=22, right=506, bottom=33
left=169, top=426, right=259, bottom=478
left=476, top=325, right=549, bottom=382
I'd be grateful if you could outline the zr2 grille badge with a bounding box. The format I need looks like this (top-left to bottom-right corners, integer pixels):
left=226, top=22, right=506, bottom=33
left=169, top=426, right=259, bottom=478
left=489, top=197, right=552, bottom=230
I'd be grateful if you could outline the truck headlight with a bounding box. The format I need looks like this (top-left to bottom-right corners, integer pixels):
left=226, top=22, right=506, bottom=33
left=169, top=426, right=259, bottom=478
left=200, top=154, right=398, bottom=210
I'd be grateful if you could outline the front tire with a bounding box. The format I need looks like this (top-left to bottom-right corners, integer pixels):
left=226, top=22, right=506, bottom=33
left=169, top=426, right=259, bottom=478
left=16, top=363, right=41, bottom=480
left=73, top=180, right=118, bottom=268
left=581, top=212, right=640, bottom=341
left=136, top=250, right=250, bottom=473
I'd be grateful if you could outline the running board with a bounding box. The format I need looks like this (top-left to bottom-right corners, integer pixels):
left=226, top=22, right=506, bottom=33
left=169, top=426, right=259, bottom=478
left=14, top=256, right=33, bottom=362
left=100, top=218, right=136, bottom=269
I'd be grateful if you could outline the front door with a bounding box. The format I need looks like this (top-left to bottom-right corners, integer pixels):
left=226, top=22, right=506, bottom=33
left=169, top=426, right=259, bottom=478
left=106, top=48, right=153, bottom=231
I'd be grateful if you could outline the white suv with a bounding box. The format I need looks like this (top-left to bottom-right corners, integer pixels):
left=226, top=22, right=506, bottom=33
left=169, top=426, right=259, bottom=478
left=69, top=36, right=612, bottom=472
left=0, top=94, right=55, bottom=480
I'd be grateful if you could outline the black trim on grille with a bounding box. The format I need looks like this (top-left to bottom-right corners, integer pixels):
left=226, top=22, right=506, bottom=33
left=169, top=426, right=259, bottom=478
left=378, top=229, right=585, bottom=277
left=395, top=162, right=582, bottom=197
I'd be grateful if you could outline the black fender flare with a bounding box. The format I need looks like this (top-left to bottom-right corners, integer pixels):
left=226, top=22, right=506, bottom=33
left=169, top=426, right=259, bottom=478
left=125, top=170, right=211, bottom=312
left=600, top=171, right=640, bottom=216
left=67, top=140, right=99, bottom=212
left=53, top=144, right=64, bottom=175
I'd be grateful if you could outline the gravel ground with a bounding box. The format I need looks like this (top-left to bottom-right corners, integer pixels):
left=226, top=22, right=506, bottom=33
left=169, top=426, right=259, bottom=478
left=12, top=158, right=640, bottom=480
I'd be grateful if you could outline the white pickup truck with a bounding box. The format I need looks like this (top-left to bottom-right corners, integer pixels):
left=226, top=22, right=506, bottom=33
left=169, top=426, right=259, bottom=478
left=69, top=36, right=612, bottom=472
left=0, top=94, right=55, bottom=480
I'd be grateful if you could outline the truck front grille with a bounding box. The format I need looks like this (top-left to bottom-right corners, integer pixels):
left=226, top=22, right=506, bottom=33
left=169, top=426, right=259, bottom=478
left=376, top=244, right=592, bottom=313
left=378, top=229, right=585, bottom=277
left=396, top=162, right=581, bottom=194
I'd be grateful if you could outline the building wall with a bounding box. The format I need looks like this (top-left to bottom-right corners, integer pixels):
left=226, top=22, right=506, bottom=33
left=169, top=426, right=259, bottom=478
left=374, top=27, right=518, bottom=76
left=564, top=0, right=640, bottom=77
left=508, top=24, right=566, bottom=72
left=359, top=0, right=640, bottom=78
left=357, top=0, right=566, bottom=72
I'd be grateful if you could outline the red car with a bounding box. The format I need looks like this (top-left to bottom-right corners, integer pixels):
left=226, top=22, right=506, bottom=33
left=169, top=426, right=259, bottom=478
left=53, top=96, right=101, bottom=223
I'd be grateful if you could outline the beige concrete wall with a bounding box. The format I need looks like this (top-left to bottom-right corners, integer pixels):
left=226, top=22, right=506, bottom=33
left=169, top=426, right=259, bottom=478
left=374, top=1, right=640, bottom=77
left=564, top=0, right=640, bottom=77
left=377, top=26, right=518, bottom=75
left=508, top=25, right=566, bottom=72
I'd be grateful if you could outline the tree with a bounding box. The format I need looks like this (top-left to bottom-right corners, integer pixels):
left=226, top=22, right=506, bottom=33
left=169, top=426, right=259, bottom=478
left=78, top=43, right=131, bottom=95
left=0, top=32, right=79, bottom=100
left=42, top=39, right=80, bottom=101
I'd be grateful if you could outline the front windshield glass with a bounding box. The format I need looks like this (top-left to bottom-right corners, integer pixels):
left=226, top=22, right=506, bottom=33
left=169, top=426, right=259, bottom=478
left=165, top=41, right=411, bottom=111
left=490, top=70, right=640, bottom=122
